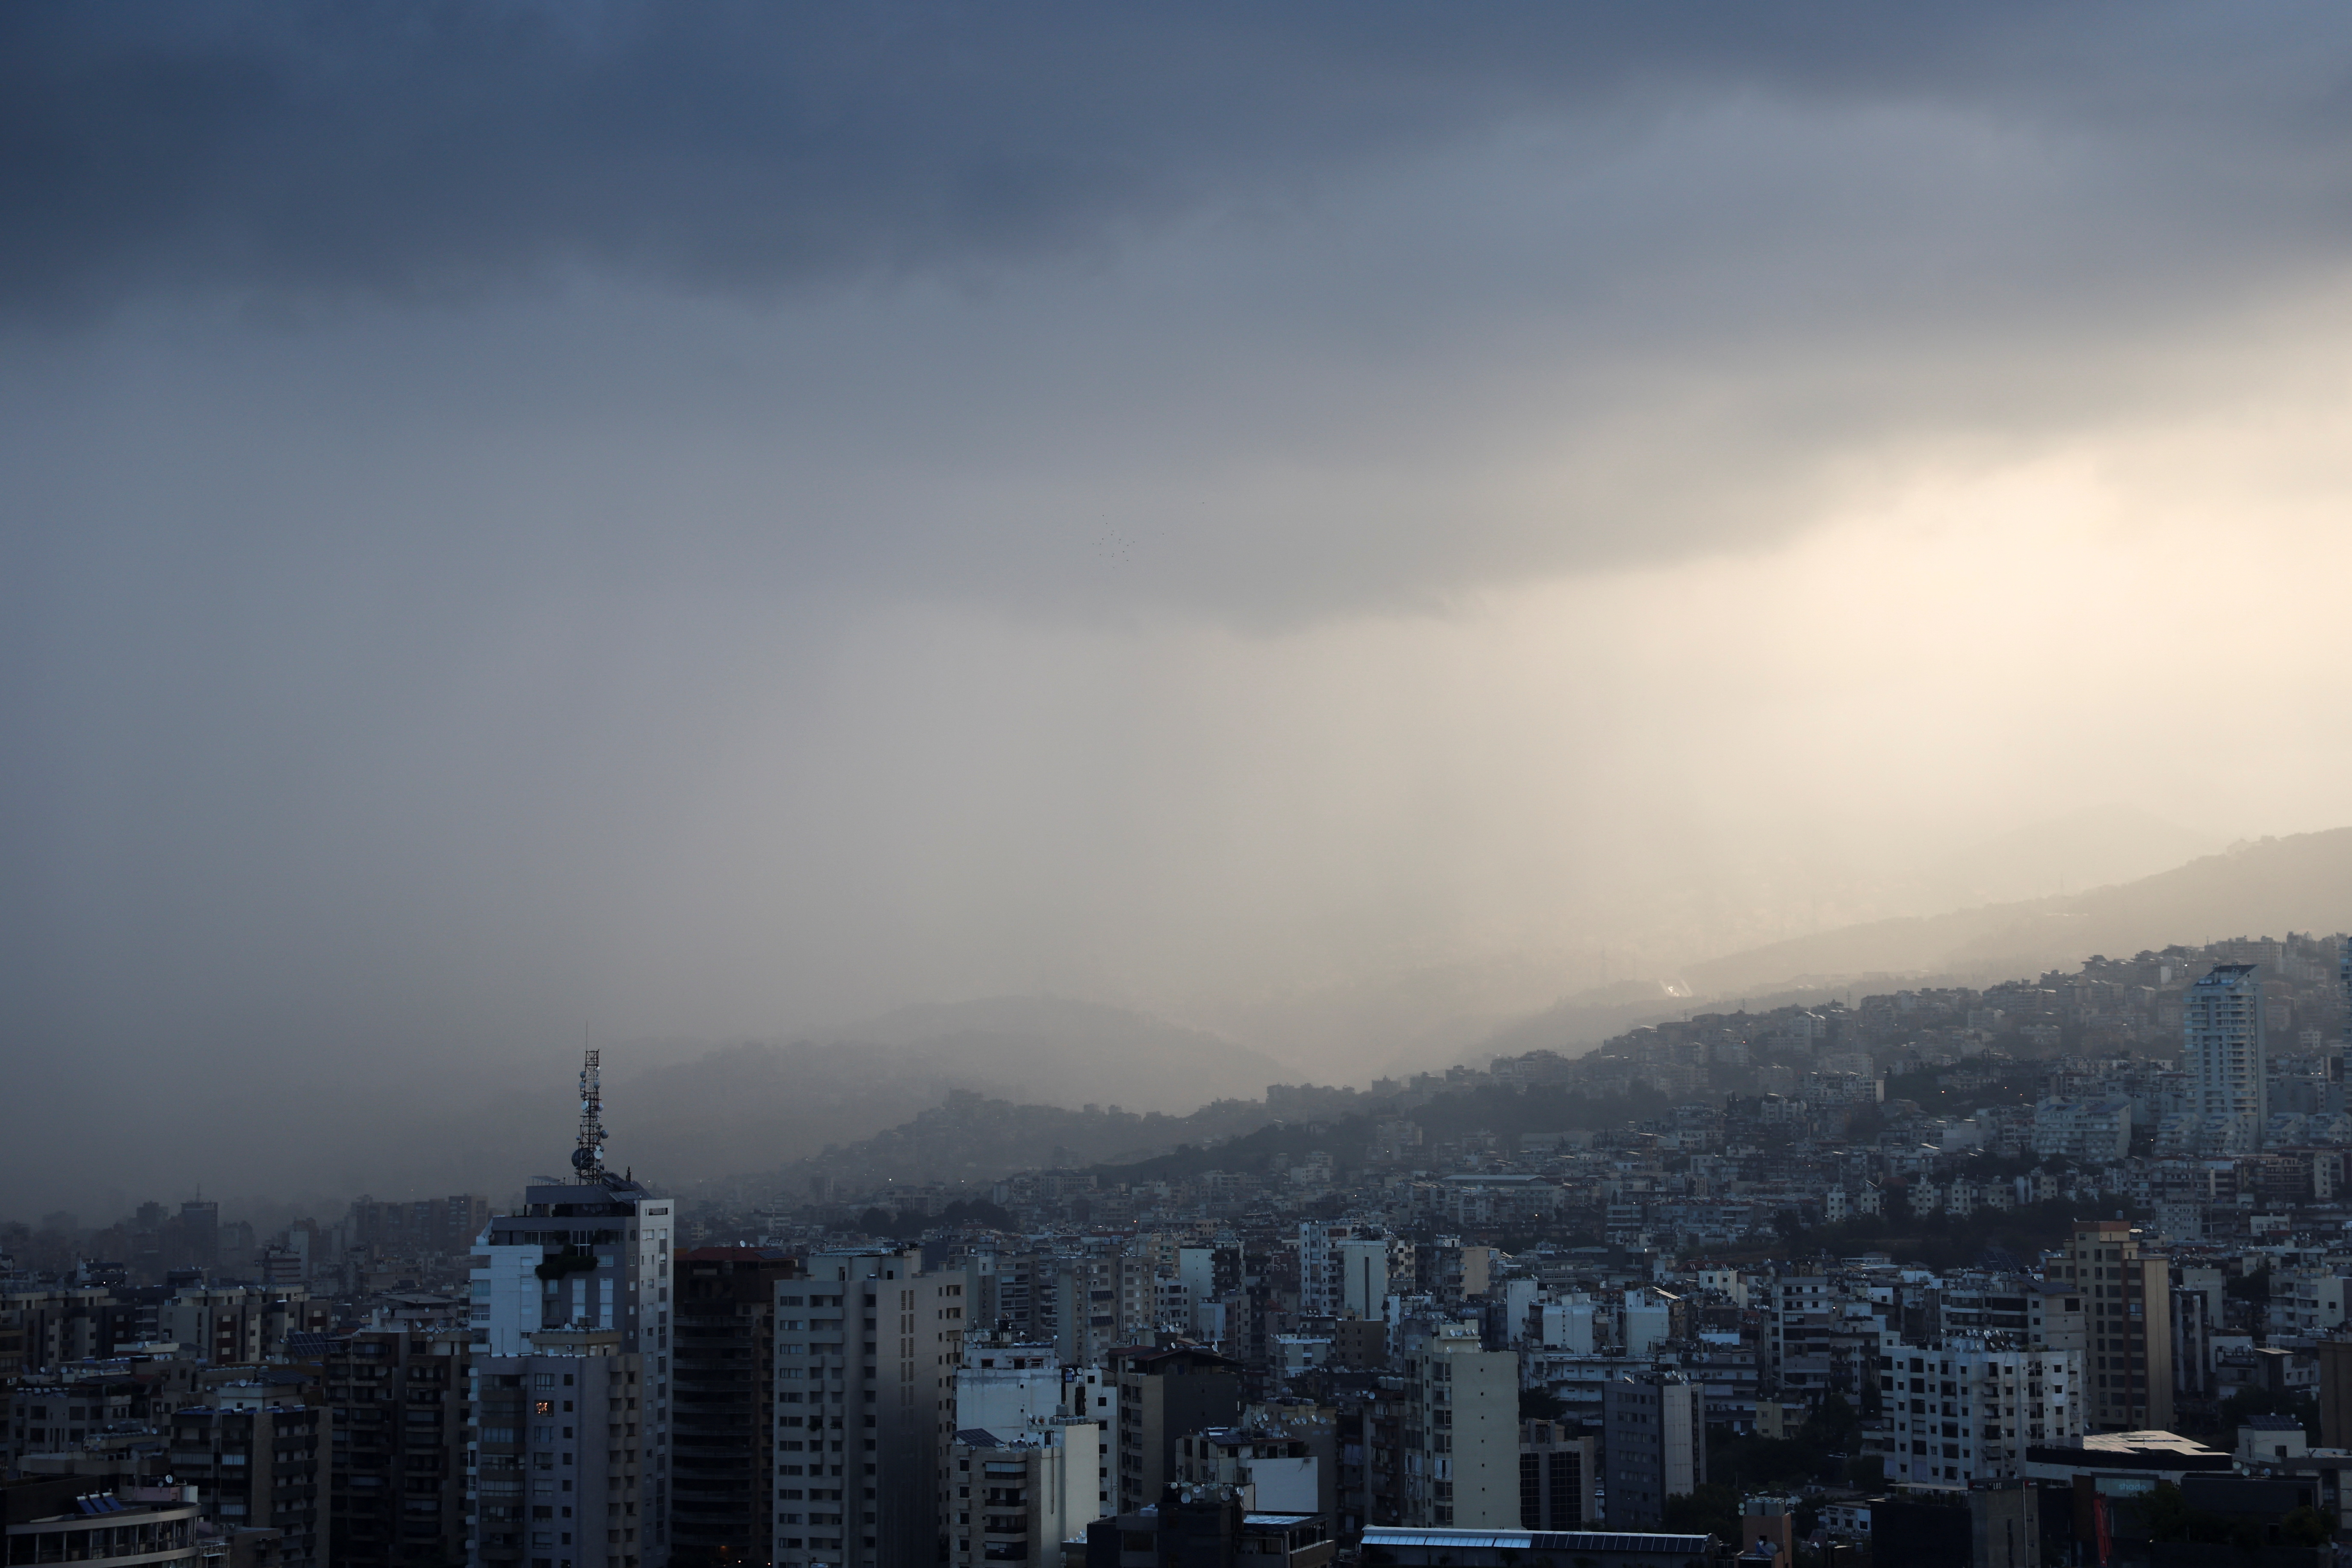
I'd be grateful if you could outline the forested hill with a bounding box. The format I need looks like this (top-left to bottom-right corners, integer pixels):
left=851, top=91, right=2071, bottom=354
left=721, top=1076, right=1674, bottom=1208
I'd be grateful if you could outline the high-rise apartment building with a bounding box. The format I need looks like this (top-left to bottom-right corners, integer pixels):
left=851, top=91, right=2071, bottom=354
left=1397, top=1322, right=1518, bottom=1530
left=770, top=1247, right=970, bottom=1568
left=157, top=1287, right=326, bottom=1367
left=1053, top=1254, right=1159, bottom=1366
left=326, top=1326, right=470, bottom=1568
left=1336, top=1243, right=1389, bottom=1322
left=168, top=1396, right=330, bottom=1567
left=470, top=1054, right=676, bottom=1568
left=349, top=1195, right=494, bottom=1261
left=1877, top=1336, right=2080, bottom=1489
left=954, top=1332, right=1068, bottom=1434
left=965, top=1249, right=1159, bottom=1366
left=8, top=1362, right=203, bottom=1467
left=1601, top=1373, right=1704, bottom=1528
left=1297, top=1226, right=1387, bottom=1320
left=2048, top=1219, right=2172, bottom=1432
left=178, top=1202, right=220, bottom=1273
left=670, top=1247, right=799, bottom=1568
left=1170, top=1245, right=1244, bottom=1349
left=2027, top=1280, right=2087, bottom=1358
left=2186, top=963, right=2267, bottom=1148
left=1108, top=1344, right=1243, bottom=1515
left=473, top=1332, right=652, bottom=1568
left=944, top=1422, right=1100, bottom=1568
left=1517, top=1420, right=1596, bottom=1531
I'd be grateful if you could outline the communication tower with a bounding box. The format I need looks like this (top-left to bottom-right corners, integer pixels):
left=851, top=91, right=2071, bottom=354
left=573, top=1048, right=606, bottom=1181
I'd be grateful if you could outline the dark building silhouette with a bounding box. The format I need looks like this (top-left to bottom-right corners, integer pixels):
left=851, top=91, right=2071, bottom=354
left=325, top=1328, right=468, bottom=1568
left=669, top=1248, right=800, bottom=1568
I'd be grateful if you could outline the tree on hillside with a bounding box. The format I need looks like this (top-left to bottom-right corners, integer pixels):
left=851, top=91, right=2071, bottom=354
left=1664, top=1483, right=1740, bottom=1543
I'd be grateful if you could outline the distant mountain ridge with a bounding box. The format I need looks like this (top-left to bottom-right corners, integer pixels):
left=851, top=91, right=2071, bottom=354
left=737, top=1088, right=1304, bottom=1197
left=622, top=830, right=2352, bottom=1177
left=1678, top=827, right=2352, bottom=995
left=59, top=821, right=2325, bottom=1214
left=1191, top=804, right=2221, bottom=1083
left=606, top=995, right=1288, bottom=1183
left=713, top=830, right=2352, bottom=1200
left=1444, top=825, right=2351, bottom=1066
left=1898, top=803, right=2222, bottom=911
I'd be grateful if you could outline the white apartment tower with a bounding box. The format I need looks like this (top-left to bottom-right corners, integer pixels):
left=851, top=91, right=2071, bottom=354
left=952, top=1333, right=1066, bottom=1434
left=2186, top=964, right=2266, bottom=1148
left=1298, top=1224, right=1392, bottom=1321
left=1878, top=1335, right=2080, bottom=1490
left=1297, top=1224, right=1345, bottom=1319
left=1399, top=1322, right=1520, bottom=1529
left=470, top=1054, right=675, bottom=1568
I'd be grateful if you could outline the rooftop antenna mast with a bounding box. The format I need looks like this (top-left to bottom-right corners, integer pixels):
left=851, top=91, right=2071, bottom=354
left=573, top=1048, right=606, bottom=1182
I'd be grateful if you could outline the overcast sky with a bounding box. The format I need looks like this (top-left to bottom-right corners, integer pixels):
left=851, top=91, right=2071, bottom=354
left=9, top=4, right=2352, bottom=1212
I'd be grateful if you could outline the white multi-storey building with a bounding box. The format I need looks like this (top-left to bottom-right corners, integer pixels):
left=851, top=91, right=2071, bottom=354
left=2187, top=963, right=2267, bottom=1148
left=1295, top=1223, right=1393, bottom=1320
left=470, top=1180, right=674, bottom=1365
left=1876, top=1335, right=2079, bottom=1491
left=2271, top=1269, right=2352, bottom=1338
left=952, top=1333, right=1065, bottom=1434
left=1399, top=1322, right=1520, bottom=1529
left=2032, top=1098, right=2133, bottom=1162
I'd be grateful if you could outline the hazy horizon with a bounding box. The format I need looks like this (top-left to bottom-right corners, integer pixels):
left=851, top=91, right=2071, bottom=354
left=10, top=6, right=2352, bottom=1217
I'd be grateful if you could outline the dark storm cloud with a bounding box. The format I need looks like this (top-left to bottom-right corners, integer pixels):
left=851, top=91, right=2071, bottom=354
left=6, top=2, right=2351, bottom=314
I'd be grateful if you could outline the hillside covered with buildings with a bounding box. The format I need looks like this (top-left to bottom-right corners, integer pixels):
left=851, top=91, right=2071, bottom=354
left=9, top=931, right=2352, bottom=1567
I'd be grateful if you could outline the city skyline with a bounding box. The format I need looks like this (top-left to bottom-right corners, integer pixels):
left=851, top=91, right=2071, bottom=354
left=9, top=936, right=2352, bottom=1563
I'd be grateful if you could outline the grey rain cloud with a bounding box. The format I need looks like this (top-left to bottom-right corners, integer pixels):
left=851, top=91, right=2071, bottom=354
left=12, top=1, right=2352, bottom=628
left=6, top=3, right=2352, bottom=314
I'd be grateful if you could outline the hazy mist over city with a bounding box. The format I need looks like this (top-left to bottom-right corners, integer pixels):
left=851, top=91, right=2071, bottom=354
left=10, top=5, right=2352, bottom=1218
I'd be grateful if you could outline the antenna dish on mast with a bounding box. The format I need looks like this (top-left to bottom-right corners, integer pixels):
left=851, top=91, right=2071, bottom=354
left=573, top=1049, right=606, bottom=1181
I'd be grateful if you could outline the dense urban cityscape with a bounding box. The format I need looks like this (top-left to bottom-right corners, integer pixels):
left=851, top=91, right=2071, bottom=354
left=8, top=933, right=2352, bottom=1568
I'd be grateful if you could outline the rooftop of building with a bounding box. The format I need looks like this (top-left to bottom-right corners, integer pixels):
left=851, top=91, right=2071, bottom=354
left=1106, top=1342, right=1244, bottom=1372
left=676, top=1246, right=795, bottom=1263
left=2026, top=1431, right=2231, bottom=1471
left=1183, top=1426, right=1314, bottom=1448
left=1362, top=1529, right=1715, bottom=1552
left=2080, top=1431, right=2222, bottom=1455
left=1, top=1480, right=199, bottom=1528
left=516, top=1174, right=658, bottom=1211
